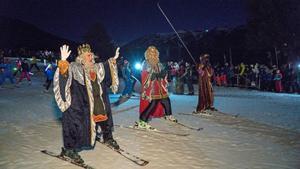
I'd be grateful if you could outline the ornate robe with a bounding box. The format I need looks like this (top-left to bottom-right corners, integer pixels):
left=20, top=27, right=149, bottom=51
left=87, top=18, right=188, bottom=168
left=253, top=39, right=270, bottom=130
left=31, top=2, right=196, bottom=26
left=197, top=64, right=214, bottom=111
left=53, top=58, right=118, bottom=150
left=139, top=61, right=168, bottom=118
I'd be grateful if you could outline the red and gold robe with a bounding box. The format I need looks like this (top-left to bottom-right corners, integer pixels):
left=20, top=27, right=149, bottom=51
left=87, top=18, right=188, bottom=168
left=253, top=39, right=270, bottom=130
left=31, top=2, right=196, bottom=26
left=197, top=64, right=214, bottom=112
left=139, top=62, right=169, bottom=118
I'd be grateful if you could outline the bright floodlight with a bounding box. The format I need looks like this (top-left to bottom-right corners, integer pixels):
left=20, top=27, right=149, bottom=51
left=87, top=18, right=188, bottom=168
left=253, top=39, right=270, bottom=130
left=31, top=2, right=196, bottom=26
left=298, top=64, right=300, bottom=68
left=135, top=62, right=142, bottom=70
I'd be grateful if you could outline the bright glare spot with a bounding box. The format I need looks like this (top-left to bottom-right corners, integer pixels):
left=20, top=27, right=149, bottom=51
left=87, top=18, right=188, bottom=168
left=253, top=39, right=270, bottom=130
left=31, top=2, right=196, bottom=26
left=135, top=63, right=142, bottom=70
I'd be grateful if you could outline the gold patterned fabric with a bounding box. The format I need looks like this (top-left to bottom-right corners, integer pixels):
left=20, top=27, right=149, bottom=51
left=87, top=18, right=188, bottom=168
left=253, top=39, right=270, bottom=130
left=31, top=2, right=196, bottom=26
left=108, top=58, right=119, bottom=94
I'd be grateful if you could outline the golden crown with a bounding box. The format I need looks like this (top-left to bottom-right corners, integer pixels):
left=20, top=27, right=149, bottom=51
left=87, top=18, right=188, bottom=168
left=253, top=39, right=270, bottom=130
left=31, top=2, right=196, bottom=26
left=77, top=44, right=92, bottom=55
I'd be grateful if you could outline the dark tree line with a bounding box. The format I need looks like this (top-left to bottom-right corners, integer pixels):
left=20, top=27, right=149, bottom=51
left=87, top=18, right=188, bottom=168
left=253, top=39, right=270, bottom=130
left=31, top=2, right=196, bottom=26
left=83, top=23, right=115, bottom=62
left=121, top=0, right=300, bottom=66
left=246, top=0, right=300, bottom=65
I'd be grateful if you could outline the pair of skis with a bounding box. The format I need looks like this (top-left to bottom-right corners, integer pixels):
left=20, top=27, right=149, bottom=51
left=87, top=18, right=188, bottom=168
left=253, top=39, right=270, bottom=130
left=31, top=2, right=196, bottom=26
left=41, top=142, right=149, bottom=169
left=164, top=119, right=204, bottom=131
left=179, top=110, right=240, bottom=119
left=115, top=124, right=189, bottom=137
left=116, top=118, right=203, bottom=137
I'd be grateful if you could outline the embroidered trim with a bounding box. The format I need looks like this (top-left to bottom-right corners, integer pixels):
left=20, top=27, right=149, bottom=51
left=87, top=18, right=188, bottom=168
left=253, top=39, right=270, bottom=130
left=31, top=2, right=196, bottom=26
left=86, top=63, right=106, bottom=146
left=95, top=63, right=106, bottom=111
left=53, top=67, right=72, bottom=112
left=84, top=71, right=96, bottom=146
left=70, top=62, right=85, bottom=85
left=108, top=58, right=119, bottom=93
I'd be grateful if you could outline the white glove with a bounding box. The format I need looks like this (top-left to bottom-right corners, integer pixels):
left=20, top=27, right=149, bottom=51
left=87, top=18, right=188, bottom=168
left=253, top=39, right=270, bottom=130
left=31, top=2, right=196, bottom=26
left=113, top=47, right=120, bottom=60
left=60, top=45, right=71, bottom=61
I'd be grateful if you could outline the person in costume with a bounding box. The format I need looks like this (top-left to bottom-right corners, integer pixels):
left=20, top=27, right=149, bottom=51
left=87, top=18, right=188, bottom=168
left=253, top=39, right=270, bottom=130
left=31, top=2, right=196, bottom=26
left=138, top=46, right=177, bottom=130
left=54, top=44, right=120, bottom=163
left=195, top=54, right=217, bottom=114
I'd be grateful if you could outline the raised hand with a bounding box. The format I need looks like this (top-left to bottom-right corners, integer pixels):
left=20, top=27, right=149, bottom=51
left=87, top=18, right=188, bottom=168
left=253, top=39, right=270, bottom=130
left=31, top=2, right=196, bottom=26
left=113, top=47, right=120, bottom=60
left=60, top=45, right=71, bottom=61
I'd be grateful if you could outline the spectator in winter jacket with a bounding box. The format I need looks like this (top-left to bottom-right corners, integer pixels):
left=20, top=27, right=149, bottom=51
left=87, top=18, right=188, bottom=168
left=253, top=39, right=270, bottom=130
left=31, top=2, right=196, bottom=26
left=16, top=59, right=31, bottom=85
left=121, top=60, right=133, bottom=97
left=44, top=62, right=56, bottom=92
left=30, top=56, right=40, bottom=72
left=297, top=66, right=300, bottom=93
left=0, top=58, right=15, bottom=87
left=274, top=69, right=283, bottom=92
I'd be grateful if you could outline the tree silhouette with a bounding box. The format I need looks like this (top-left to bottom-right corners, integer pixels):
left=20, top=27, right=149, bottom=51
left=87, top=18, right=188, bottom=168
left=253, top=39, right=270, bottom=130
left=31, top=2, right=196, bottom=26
left=246, top=0, right=300, bottom=62
left=83, top=23, right=115, bottom=61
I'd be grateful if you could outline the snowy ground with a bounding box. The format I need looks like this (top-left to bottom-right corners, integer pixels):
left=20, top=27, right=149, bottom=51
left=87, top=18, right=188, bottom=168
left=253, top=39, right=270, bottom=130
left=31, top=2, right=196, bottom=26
left=0, top=73, right=300, bottom=169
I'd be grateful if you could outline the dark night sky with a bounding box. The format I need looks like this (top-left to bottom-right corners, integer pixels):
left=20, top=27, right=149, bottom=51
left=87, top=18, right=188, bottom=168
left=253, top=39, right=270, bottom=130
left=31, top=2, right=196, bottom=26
left=0, top=0, right=247, bottom=45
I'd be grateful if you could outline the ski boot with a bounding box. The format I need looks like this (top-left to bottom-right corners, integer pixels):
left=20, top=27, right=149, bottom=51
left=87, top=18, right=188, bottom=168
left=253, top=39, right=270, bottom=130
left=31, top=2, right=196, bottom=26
left=72, top=151, right=84, bottom=164
left=60, top=148, right=84, bottom=164
left=193, top=110, right=207, bottom=114
left=136, top=120, right=157, bottom=131
left=104, top=138, right=120, bottom=150
left=207, top=107, right=218, bottom=111
left=164, top=115, right=178, bottom=123
left=193, top=109, right=212, bottom=116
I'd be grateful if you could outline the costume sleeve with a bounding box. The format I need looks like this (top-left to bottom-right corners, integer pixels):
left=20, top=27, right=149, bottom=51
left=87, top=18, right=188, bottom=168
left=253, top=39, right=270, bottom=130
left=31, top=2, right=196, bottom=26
left=208, top=67, right=214, bottom=78
left=58, top=60, right=69, bottom=75
left=103, top=58, right=119, bottom=94
left=53, top=60, right=72, bottom=112
left=198, top=64, right=204, bottom=76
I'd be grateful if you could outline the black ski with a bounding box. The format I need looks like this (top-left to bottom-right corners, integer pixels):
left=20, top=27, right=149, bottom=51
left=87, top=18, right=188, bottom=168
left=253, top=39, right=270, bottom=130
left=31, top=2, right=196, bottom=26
left=115, top=124, right=190, bottom=137
left=180, top=111, right=240, bottom=118
left=179, top=112, right=212, bottom=117
left=164, top=119, right=203, bottom=131
left=41, top=150, right=95, bottom=169
left=112, top=105, right=139, bottom=115
left=98, top=141, right=149, bottom=166
left=111, top=96, right=129, bottom=107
